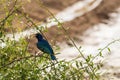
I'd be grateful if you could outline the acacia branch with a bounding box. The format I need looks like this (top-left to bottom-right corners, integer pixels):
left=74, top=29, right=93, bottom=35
left=0, top=54, right=43, bottom=69
left=0, top=0, right=18, bottom=27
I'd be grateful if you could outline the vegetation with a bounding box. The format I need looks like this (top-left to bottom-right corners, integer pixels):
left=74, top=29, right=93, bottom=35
left=0, top=0, right=119, bottom=80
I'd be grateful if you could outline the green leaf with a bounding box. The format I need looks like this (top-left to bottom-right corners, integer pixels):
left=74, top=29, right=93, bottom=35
left=80, top=62, right=83, bottom=67
left=99, top=52, right=103, bottom=57
left=97, top=64, right=100, bottom=69
left=107, top=47, right=111, bottom=52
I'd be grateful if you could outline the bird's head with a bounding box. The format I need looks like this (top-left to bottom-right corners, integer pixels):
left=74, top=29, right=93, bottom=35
left=35, top=33, right=43, bottom=40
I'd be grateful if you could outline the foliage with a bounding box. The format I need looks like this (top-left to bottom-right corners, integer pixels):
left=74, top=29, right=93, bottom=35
left=0, top=38, right=102, bottom=80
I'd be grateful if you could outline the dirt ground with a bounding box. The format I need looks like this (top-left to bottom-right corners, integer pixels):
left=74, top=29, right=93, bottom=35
left=22, top=0, right=79, bottom=21
left=1, top=0, right=120, bottom=36
left=1, top=0, right=80, bottom=32
left=2, top=0, right=120, bottom=40
left=45, top=0, right=120, bottom=42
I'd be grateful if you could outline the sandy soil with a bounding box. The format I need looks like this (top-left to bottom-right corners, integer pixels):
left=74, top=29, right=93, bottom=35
left=22, top=0, right=79, bottom=21
left=45, top=0, right=120, bottom=42
left=2, top=0, right=120, bottom=38
left=1, top=0, right=80, bottom=32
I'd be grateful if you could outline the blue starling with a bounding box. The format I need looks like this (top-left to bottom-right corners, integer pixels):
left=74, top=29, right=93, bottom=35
left=35, top=33, right=56, bottom=60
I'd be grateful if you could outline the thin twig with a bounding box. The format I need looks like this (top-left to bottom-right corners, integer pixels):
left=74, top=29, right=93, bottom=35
left=0, top=54, right=43, bottom=69
left=0, top=0, right=18, bottom=28
left=37, top=1, right=97, bottom=78
left=92, top=39, right=120, bottom=61
left=16, top=10, right=48, bottom=41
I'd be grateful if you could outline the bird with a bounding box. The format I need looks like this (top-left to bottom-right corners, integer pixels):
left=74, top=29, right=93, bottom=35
left=35, top=33, right=57, bottom=60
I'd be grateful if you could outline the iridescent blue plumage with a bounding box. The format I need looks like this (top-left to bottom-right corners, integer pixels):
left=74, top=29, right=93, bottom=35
left=35, top=33, right=56, bottom=60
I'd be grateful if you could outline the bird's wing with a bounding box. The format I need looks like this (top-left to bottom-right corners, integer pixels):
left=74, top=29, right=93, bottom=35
left=37, top=40, right=54, bottom=54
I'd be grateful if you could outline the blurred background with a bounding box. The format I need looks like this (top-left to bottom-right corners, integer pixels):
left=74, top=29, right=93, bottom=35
left=0, top=0, right=120, bottom=79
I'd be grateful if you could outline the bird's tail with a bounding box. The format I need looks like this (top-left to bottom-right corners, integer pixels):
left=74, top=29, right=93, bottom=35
left=50, top=54, right=57, bottom=60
